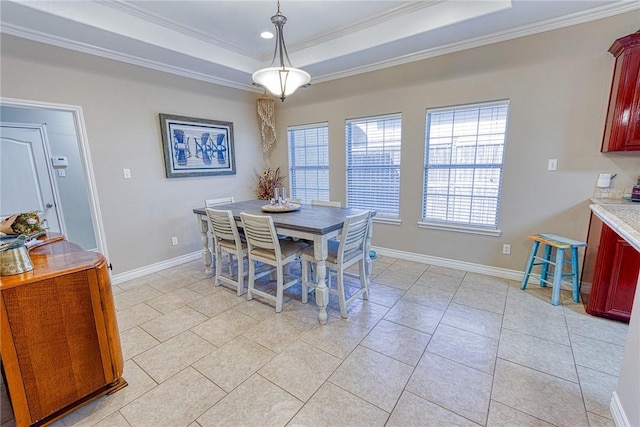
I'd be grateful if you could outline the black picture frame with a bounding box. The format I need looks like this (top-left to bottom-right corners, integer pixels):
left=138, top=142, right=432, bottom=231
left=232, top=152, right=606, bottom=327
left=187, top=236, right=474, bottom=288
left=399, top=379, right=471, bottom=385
left=159, top=113, right=236, bottom=178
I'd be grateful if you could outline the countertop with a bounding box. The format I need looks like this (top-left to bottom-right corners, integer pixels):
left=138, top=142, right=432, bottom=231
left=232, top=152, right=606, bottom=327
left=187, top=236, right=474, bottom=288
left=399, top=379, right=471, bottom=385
left=590, top=198, right=640, bottom=252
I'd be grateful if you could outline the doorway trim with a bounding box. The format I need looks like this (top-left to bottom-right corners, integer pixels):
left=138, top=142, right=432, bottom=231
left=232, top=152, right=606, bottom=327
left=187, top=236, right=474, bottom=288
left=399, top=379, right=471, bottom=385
left=1, top=97, right=109, bottom=261
left=1, top=122, right=67, bottom=235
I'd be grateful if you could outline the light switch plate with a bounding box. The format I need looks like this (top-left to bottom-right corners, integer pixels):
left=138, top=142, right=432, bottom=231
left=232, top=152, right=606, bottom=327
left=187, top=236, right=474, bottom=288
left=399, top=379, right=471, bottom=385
left=548, top=159, right=558, bottom=171
left=123, top=168, right=131, bottom=179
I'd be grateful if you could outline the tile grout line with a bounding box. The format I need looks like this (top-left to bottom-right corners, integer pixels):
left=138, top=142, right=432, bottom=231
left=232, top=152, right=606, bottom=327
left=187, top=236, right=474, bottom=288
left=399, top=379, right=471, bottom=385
left=30, top=258, right=623, bottom=427
left=563, top=300, right=610, bottom=425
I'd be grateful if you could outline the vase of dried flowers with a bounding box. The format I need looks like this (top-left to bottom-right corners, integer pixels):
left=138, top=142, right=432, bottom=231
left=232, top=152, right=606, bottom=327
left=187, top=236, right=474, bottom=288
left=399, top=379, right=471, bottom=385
left=256, top=167, right=286, bottom=200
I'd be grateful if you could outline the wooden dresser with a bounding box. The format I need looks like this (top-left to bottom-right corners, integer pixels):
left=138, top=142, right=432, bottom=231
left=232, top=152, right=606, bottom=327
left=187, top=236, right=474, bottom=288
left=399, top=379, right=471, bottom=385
left=1, top=235, right=126, bottom=426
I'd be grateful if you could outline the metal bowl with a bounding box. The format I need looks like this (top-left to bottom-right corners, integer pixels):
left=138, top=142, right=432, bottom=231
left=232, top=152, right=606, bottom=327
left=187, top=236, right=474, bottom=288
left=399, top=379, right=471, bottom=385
left=0, top=245, right=34, bottom=276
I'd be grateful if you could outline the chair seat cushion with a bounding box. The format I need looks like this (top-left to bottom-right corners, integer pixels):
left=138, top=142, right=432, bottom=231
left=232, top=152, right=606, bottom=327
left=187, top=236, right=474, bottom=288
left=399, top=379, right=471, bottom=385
left=218, top=239, right=246, bottom=251
left=303, top=240, right=361, bottom=264
left=251, top=239, right=309, bottom=261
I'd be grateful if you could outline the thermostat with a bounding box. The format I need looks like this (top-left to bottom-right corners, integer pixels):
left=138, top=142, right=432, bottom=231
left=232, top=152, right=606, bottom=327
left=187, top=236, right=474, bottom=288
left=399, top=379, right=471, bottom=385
left=51, top=156, right=68, bottom=168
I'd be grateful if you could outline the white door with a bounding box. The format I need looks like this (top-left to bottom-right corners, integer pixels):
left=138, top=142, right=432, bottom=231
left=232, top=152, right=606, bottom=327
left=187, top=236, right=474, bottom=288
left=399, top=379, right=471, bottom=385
left=0, top=123, right=64, bottom=234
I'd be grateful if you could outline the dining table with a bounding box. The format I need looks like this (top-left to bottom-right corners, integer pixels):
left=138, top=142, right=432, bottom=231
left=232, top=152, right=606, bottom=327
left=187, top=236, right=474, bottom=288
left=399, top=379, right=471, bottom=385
left=192, top=199, right=374, bottom=324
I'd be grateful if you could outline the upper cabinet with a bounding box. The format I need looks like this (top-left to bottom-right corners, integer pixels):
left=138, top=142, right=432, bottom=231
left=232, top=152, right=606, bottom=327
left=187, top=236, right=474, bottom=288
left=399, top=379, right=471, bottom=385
left=601, top=33, right=640, bottom=152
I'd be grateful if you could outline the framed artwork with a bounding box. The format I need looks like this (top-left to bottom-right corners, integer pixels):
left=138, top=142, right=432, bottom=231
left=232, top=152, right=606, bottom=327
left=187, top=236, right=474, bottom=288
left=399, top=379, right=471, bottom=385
left=159, top=113, right=236, bottom=178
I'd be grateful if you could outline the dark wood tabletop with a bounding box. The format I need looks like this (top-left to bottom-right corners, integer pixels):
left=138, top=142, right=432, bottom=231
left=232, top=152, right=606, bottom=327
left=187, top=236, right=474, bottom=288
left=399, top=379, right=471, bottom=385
left=193, top=199, right=372, bottom=235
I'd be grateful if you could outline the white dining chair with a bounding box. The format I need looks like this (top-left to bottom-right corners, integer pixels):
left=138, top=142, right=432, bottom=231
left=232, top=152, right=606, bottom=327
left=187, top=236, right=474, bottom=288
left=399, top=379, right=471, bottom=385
left=204, top=196, right=236, bottom=273
left=311, top=199, right=341, bottom=207
left=240, top=213, right=309, bottom=312
left=204, top=196, right=235, bottom=208
left=205, top=208, right=247, bottom=296
left=301, top=210, right=371, bottom=318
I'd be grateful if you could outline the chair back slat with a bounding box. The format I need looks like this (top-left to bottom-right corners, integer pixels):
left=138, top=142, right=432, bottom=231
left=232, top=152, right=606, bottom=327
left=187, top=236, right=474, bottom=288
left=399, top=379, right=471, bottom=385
left=240, top=213, right=279, bottom=254
left=205, top=207, right=246, bottom=296
left=205, top=196, right=235, bottom=208
left=206, top=208, right=240, bottom=244
left=338, top=211, right=370, bottom=262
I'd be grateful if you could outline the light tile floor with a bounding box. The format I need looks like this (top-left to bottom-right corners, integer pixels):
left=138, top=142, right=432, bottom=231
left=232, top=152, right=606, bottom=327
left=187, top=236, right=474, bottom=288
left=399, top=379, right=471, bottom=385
left=1, top=256, right=629, bottom=427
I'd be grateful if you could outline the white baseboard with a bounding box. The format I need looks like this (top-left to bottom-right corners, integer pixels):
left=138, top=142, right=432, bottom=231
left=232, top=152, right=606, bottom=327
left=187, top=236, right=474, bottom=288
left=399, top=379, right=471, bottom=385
left=610, top=392, right=631, bottom=427
left=111, top=246, right=525, bottom=287
left=111, top=251, right=202, bottom=285
left=372, top=246, right=524, bottom=281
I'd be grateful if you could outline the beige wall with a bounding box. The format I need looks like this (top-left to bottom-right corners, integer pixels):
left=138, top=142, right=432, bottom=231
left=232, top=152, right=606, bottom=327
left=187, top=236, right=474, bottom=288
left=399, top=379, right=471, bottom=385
left=1, top=12, right=639, bottom=275
left=1, top=35, right=264, bottom=273
left=272, top=11, right=640, bottom=272
left=2, top=12, right=640, bottom=423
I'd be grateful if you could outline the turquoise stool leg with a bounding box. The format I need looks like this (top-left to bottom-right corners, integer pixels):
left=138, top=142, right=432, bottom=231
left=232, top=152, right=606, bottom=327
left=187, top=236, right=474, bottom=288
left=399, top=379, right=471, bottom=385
left=540, top=244, right=552, bottom=287
left=551, top=247, right=565, bottom=306
left=521, top=241, right=540, bottom=290
left=571, top=246, right=580, bottom=303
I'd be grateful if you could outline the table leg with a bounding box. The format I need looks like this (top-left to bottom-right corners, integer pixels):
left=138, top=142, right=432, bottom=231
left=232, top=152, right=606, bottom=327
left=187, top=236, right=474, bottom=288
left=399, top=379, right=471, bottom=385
left=197, top=215, right=213, bottom=276
left=364, top=215, right=373, bottom=279
left=314, top=235, right=329, bottom=324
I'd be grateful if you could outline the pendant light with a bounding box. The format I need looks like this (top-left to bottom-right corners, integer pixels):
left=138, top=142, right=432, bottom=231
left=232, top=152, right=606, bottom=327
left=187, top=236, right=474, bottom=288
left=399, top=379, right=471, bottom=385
left=252, top=1, right=310, bottom=102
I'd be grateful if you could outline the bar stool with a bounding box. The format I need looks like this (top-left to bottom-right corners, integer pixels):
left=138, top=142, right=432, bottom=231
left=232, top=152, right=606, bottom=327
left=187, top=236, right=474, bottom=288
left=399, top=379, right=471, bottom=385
left=520, top=234, right=587, bottom=306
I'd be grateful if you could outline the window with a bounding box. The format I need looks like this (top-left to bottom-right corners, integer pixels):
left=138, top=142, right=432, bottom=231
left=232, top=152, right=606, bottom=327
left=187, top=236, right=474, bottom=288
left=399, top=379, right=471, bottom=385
left=346, top=113, right=402, bottom=218
left=422, top=100, right=509, bottom=234
left=288, top=123, right=329, bottom=203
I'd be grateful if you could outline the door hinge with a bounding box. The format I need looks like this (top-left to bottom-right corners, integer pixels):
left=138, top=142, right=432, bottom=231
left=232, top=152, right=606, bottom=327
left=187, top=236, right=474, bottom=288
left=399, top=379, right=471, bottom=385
left=108, top=263, right=113, bottom=271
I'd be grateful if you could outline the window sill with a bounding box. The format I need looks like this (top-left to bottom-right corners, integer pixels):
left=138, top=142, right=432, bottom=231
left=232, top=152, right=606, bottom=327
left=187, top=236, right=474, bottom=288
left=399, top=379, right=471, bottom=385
left=373, top=217, right=402, bottom=226
left=417, top=221, right=502, bottom=237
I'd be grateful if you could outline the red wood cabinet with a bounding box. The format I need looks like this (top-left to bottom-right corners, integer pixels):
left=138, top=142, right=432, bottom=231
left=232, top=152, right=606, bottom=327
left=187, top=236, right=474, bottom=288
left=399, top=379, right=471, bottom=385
left=601, top=33, right=640, bottom=152
left=581, top=213, right=640, bottom=322
left=1, top=236, right=126, bottom=426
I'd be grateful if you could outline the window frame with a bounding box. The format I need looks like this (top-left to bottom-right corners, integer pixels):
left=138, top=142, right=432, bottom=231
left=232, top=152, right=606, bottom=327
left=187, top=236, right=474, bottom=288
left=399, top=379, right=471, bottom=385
left=287, top=122, right=330, bottom=204
left=420, top=100, right=510, bottom=236
left=345, top=112, right=402, bottom=222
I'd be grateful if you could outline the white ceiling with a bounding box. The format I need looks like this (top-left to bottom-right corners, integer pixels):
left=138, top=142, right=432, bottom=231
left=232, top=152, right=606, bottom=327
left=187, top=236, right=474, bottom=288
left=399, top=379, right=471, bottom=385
left=1, top=1, right=638, bottom=93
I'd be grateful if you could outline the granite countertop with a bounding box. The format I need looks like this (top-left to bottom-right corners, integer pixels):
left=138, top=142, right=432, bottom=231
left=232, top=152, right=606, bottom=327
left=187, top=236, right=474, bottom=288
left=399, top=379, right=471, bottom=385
left=590, top=198, right=640, bottom=252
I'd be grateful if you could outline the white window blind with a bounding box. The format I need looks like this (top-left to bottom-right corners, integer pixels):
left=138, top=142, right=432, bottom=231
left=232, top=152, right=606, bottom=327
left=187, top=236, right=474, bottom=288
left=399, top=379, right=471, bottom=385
left=346, top=113, right=401, bottom=217
left=422, top=101, right=509, bottom=229
left=288, top=123, right=329, bottom=203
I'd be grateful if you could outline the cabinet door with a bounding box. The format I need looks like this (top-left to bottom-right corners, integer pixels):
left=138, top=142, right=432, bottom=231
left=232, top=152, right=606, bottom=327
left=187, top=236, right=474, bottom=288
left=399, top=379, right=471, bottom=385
left=586, top=221, right=640, bottom=322
left=626, top=63, right=640, bottom=150
left=89, top=261, right=125, bottom=382
left=2, top=270, right=108, bottom=422
left=606, top=238, right=640, bottom=317
left=602, top=34, right=640, bottom=152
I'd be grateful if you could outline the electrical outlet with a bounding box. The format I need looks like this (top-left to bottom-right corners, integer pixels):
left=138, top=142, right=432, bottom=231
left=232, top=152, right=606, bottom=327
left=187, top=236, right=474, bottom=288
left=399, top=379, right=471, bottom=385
left=502, top=244, right=511, bottom=255
left=547, top=159, right=558, bottom=171
left=171, top=236, right=178, bottom=246
left=123, top=168, right=132, bottom=179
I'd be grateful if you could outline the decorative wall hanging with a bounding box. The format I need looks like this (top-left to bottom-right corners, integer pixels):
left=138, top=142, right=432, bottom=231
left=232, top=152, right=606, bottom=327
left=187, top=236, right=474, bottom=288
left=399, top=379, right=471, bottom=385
left=159, top=114, right=236, bottom=178
left=257, top=94, right=276, bottom=154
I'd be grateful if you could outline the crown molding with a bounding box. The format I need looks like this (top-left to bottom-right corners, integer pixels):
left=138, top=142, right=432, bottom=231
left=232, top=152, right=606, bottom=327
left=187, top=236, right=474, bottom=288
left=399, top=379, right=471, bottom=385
left=1, top=23, right=257, bottom=92
left=288, top=1, right=440, bottom=54
left=311, top=2, right=640, bottom=84
left=2, top=2, right=638, bottom=92
left=100, top=0, right=263, bottom=59
left=103, top=0, right=442, bottom=63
